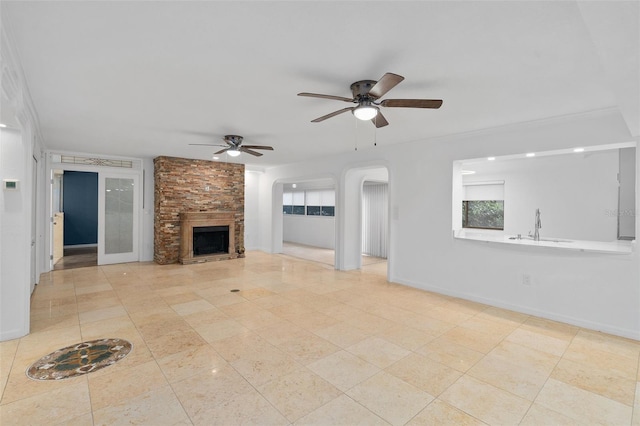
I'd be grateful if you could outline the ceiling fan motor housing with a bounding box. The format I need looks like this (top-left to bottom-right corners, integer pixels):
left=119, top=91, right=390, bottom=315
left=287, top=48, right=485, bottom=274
left=224, top=135, right=243, bottom=146
left=350, top=80, right=378, bottom=101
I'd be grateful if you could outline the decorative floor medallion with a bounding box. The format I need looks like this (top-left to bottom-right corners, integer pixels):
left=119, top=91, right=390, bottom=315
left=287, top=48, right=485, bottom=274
left=26, top=338, right=132, bottom=381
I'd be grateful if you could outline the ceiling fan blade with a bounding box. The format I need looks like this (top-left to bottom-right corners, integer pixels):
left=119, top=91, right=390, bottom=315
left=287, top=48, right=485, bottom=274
left=188, top=143, right=227, bottom=147
left=241, top=145, right=274, bottom=150
left=214, top=148, right=229, bottom=155
left=298, top=92, right=354, bottom=102
left=240, top=148, right=263, bottom=157
left=380, top=99, right=443, bottom=109
left=311, top=107, right=354, bottom=123
left=371, top=111, right=389, bottom=128
left=369, top=73, right=404, bottom=98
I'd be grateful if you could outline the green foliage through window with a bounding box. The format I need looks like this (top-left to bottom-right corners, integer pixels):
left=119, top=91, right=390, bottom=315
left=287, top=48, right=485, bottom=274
left=462, top=200, right=504, bottom=230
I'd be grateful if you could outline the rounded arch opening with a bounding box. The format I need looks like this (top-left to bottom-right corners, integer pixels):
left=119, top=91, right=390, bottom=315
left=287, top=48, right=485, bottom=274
left=338, top=164, right=390, bottom=280
left=272, top=176, right=338, bottom=267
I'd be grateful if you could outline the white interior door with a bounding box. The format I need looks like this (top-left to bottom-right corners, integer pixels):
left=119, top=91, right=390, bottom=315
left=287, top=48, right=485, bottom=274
left=98, top=172, right=140, bottom=265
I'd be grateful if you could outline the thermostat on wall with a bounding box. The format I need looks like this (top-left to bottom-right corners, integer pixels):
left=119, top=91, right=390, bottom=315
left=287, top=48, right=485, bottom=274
left=3, top=179, right=19, bottom=190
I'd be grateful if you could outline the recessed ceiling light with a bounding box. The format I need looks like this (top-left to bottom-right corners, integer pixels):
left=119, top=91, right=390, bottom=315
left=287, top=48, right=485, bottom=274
left=292, top=183, right=297, bottom=188
left=0, top=124, right=6, bottom=128
left=526, top=153, right=535, bottom=157
left=487, top=157, right=495, bottom=161
left=573, top=148, right=584, bottom=153
left=461, top=170, right=476, bottom=175
left=212, top=156, right=219, bottom=160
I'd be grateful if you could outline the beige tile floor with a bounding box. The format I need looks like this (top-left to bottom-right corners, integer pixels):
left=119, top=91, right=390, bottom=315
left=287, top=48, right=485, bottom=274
left=1, top=250, right=639, bottom=425
left=281, top=241, right=387, bottom=269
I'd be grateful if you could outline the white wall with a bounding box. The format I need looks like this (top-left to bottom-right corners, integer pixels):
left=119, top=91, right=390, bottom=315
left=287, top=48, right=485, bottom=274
left=0, top=20, right=46, bottom=341
left=462, top=149, right=620, bottom=241
left=245, top=108, right=640, bottom=339
left=244, top=170, right=261, bottom=250
left=283, top=215, right=335, bottom=249
left=0, top=128, right=32, bottom=340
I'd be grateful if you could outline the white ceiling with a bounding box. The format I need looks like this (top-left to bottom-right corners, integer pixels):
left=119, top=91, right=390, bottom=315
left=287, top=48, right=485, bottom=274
left=2, top=1, right=638, bottom=168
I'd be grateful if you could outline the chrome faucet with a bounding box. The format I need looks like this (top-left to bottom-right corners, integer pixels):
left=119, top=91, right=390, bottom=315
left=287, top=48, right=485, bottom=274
left=533, top=208, right=541, bottom=241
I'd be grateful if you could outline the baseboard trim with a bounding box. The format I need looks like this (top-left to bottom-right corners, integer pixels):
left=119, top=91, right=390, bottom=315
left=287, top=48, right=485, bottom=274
left=393, top=276, right=640, bottom=341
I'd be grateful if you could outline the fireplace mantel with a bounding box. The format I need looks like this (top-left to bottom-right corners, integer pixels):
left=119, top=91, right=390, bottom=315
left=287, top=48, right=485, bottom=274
left=179, top=211, right=237, bottom=264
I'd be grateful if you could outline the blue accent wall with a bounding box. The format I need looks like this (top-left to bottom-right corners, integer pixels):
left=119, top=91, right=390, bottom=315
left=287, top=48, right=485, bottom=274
left=63, top=171, right=98, bottom=245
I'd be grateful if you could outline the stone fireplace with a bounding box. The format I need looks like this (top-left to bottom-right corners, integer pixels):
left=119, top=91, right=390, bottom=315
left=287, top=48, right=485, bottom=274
left=179, top=212, right=237, bottom=264
left=153, top=156, right=244, bottom=264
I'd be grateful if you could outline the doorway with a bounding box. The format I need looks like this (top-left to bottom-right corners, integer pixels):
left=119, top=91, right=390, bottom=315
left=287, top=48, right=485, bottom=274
left=340, top=165, right=389, bottom=278
left=361, top=181, right=388, bottom=274
left=53, top=171, right=98, bottom=270
left=277, top=178, right=337, bottom=267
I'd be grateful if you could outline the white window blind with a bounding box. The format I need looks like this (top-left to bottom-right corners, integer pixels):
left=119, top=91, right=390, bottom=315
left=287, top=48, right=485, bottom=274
left=321, top=189, right=335, bottom=206
left=463, top=181, right=504, bottom=201
left=362, top=183, right=388, bottom=258
left=283, top=192, right=293, bottom=205
left=292, top=191, right=305, bottom=205
left=306, top=190, right=321, bottom=205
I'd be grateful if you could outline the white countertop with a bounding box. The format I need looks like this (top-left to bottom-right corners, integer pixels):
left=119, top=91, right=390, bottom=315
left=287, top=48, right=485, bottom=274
left=454, top=230, right=634, bottom=254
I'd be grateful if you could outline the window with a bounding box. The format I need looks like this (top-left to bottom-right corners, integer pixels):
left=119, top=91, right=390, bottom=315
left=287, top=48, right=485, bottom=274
left=305, top=189, right=335, bottom=216
left=462, top=200, right=504, bottom=230
left=321, top=206, right=335, bottom=216
left=462, top=182, right=504, bottom=230
left=283, top=191, right=305, bottom=215
left=306, top=206, right=321, bottom=215
left=283, top=189, right=335, bottom=216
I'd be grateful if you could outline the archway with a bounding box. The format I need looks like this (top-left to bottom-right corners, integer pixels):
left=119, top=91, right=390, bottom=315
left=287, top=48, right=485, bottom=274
left=273, top=177, right=338, bottom=266
left=338, top=165, right=390, bottom=279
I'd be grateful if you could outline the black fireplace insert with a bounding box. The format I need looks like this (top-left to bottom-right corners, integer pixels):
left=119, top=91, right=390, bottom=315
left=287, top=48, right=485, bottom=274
left=193, top=225, right=229, bottom=256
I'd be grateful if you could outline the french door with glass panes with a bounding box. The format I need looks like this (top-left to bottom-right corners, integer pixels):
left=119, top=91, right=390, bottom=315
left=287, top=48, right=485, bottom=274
left=98, top=172, right=140, bottom=265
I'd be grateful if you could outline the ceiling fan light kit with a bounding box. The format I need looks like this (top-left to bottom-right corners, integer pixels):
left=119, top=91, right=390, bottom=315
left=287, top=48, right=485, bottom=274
left=353, top=104, right=378, bottom=121
left=298, top=72, right=443, bottom=128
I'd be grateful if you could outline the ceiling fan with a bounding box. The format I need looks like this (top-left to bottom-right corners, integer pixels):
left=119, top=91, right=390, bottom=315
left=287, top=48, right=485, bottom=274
left=298, top=72, right=443, bottom=128
left=189, top=135, right=274, bottom=157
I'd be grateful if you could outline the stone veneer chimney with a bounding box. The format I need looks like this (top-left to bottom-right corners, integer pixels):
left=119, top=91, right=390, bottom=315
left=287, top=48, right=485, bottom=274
left=153, top=156, right=244, bottom=264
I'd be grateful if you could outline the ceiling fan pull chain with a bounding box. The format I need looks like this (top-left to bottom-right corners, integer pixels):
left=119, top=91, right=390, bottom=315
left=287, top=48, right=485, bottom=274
left=354, top=118, right=359, bottom=151
left=373, top=118, right=378, bottom=146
